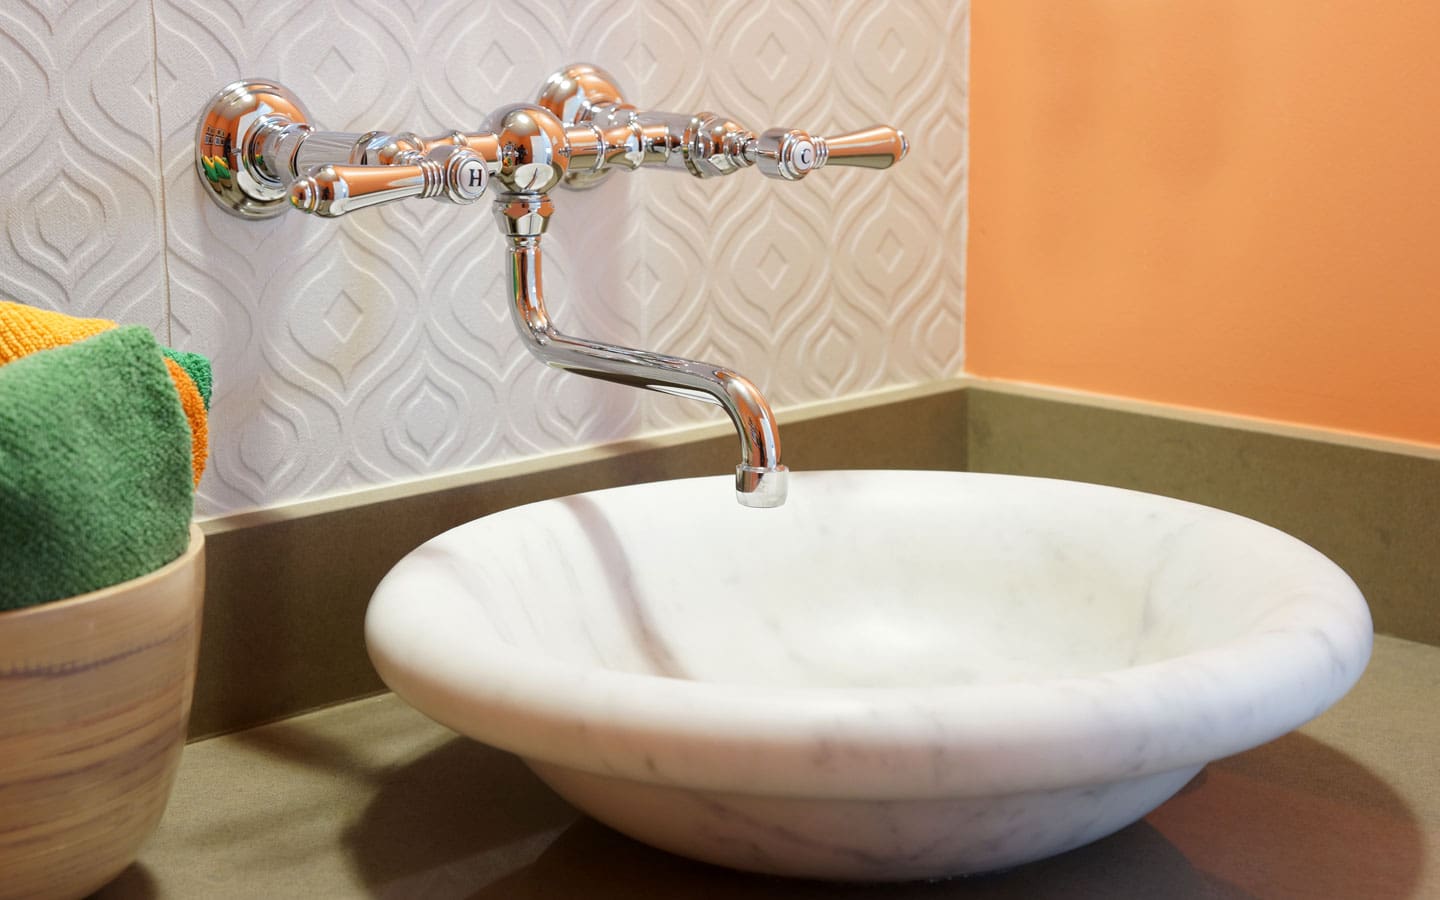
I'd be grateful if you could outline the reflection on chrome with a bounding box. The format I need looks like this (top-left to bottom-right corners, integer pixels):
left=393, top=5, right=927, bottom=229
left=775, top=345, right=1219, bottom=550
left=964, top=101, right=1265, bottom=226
left=194, top=64, right=909, bottom=506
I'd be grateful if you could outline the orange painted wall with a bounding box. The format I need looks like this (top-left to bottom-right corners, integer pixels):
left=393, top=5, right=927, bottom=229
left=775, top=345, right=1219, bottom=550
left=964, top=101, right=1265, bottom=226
left=967, top=0, right=1440, bottom=446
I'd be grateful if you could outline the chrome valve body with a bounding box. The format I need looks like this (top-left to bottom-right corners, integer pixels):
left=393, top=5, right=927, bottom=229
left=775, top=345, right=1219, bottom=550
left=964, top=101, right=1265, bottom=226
left=195, top=65, right=909, bottom=506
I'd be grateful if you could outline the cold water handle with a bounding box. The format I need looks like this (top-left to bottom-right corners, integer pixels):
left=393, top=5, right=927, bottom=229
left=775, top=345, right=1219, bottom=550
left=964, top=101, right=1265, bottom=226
left=749, top=125, right=909, bottom=181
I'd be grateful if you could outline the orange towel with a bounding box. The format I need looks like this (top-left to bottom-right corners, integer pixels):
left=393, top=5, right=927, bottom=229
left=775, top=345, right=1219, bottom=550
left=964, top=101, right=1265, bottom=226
left=162, top=355, right=210, bottom=485
left=0, top=302, right=113, bottom=361
left=0, top=300, right=210, bottom=484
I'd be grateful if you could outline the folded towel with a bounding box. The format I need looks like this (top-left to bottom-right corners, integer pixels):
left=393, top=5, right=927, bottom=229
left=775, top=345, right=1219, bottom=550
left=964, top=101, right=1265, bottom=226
left=0, top=326, right=196, bottom=611
left=0, top=300, right=210, bottom=484
left=0, top=301, right=113, bottom=358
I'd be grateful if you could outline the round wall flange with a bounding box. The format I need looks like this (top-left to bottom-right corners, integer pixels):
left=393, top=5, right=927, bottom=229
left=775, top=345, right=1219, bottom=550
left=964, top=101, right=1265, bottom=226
left=536, top=63, right=628, bottom=124
left=195, top=79, right=311, bottom=219
left=536, top=63, right=630, bottom=191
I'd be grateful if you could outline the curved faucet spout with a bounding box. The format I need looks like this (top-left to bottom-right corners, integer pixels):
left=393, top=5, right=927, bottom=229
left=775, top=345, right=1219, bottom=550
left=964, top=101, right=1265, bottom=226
left=502, top=234, right=788, bottom=508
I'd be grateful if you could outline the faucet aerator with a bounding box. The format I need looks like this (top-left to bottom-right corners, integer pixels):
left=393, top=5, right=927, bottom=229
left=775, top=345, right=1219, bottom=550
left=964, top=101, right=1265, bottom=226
left=736, top=464, right=789, bottom=508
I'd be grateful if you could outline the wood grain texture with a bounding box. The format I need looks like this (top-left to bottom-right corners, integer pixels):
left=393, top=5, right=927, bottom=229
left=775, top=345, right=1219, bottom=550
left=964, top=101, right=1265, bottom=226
left=0, top=525, right=204, bottom=900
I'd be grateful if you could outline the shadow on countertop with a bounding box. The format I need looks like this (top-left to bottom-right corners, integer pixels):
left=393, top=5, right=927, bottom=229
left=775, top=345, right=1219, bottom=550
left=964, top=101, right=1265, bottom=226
left=93, top=863, right=160, bottom=899
left=340, top=728, right=1423, bottom=900
left=342, top=737, right=579, bottom=891
left=469, top=817, right=1244, bottom=900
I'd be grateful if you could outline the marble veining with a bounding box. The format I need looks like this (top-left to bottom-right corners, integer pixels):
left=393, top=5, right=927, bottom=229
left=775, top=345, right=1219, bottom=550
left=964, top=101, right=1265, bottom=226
left=366, top=470, right=1373, bottom=880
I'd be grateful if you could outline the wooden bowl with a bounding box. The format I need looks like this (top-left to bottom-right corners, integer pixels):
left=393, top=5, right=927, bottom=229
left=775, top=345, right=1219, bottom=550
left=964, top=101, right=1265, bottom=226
left=0, top=525, right=204, bottom=900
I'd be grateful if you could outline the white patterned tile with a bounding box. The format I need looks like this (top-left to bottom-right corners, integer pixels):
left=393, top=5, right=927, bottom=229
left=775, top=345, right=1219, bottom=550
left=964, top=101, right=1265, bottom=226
left=154, top=0, right=650, bottom=513
left=0, top=0, right=165, bottom=330
left=635, top=0, right=967, bottom=429
left=1, top=0, right=967, bottom=517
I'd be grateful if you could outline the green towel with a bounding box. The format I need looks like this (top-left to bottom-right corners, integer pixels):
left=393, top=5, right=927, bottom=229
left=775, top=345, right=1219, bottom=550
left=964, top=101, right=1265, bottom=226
left=0, top=326, right=194, bottom=611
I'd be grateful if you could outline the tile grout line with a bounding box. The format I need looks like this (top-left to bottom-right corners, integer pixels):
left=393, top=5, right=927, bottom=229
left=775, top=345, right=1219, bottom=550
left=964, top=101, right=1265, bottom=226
left=957, top=1, right=972, bottom=382
left=144, top=0, right=174, bottom=345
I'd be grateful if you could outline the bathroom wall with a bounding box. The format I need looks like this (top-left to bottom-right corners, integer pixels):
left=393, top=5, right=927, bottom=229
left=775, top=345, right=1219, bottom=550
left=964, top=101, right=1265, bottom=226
left=967, top=0, right=1440, bottom=447
left=0, top=0, right=967, bottom=516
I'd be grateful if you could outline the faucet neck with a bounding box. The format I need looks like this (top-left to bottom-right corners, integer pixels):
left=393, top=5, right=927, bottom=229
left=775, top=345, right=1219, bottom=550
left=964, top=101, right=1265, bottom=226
left=495, top=201, right=787, bottom=507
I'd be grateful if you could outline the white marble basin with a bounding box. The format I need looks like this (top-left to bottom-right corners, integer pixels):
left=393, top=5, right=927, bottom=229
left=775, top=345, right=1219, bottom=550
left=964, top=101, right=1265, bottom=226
left=365, top=470, right=1372, bottom=881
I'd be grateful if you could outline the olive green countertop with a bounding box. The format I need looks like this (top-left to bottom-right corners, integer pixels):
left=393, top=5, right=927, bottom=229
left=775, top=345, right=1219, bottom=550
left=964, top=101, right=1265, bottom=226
left=98, top=634, right=1439, bottom=899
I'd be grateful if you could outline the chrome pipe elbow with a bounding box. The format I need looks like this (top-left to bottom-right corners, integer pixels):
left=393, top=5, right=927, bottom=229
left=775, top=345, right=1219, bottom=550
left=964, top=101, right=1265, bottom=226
left=496, top=193, right=787, bottom=507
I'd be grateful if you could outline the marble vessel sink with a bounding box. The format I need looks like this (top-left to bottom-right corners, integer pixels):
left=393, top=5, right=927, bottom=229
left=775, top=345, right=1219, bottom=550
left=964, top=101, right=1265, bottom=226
left=366, top=471, right=1372, bottom=881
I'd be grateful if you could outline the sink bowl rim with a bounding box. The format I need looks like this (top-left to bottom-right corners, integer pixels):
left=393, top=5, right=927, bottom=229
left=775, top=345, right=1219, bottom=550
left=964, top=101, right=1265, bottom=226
left=366, top=471, right=1373, bottom=801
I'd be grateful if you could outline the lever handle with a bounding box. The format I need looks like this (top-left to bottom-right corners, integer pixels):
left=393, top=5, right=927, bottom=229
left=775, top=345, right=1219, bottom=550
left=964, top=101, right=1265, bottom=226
left=750, top=126, right=909, bottom=181
left=288, top=146, right=489, bottom=217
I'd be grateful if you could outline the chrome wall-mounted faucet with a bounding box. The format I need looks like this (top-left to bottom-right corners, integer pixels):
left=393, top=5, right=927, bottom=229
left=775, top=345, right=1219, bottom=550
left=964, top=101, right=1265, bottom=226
left=195, top=64, right=908, bottom=507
